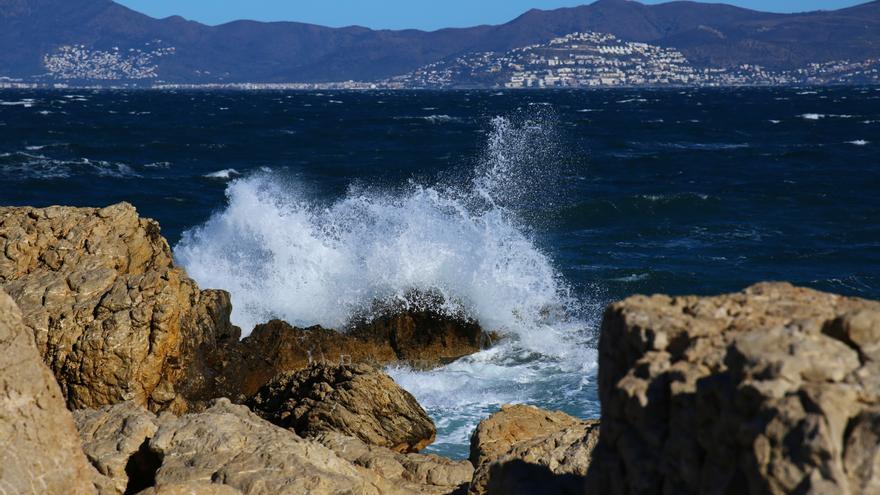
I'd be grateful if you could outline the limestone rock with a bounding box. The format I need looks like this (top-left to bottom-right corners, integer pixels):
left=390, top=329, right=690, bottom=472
left=221, top=311, right=491, bottom=399
left=592, top=282, right=880, bottom=495
left=0, top=203, right=239, bottom=413
left=0, top=289, right=96, bottom=494
left=247, top=363, right=436, bottom=453
left=468, top=404, right=599, bottom=495
left=138, top=484, right=243, bottom=495
left=73, top=402, right=161, bottom=495
left=316, top=432, right=473, bottom=495
left=148, top=399, right=402, bottom=495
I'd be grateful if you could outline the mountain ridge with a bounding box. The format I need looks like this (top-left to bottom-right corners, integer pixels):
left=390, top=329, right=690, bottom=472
left=1, top=0, right=878, bottom=84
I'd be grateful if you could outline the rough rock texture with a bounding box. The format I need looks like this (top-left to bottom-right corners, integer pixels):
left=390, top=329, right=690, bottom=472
left=468, top=404, right=599, bottom=495
left=316, top=432, right=473, bottom=495
left=0, top=289, right=97, bottom=495
left=0, top=203, right=239, bottom=413
left=73, top=401, right=161, bottom=495
left=247, top=363, right=436, bottom=453
left=592, top=282, right=880, bottom=495
left=221, top=313, right=492, bottom=399
left=138, top=484, right=243, bottom=495
left=75, top=400, right=468, bottom=495
left=147, top=399, right=406, bottom=495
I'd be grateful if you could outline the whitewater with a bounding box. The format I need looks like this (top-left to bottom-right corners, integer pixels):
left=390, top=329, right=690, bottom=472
left=175, top=114, right=600, bottom=457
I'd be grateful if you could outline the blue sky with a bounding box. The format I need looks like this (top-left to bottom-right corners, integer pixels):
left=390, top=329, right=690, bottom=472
left=115, top=0, right=868, bottom=30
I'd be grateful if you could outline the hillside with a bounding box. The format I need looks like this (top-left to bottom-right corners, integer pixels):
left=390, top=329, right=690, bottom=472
left=0, top=0, right=878, bottom=85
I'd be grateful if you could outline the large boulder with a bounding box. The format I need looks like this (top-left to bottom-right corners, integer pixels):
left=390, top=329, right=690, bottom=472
left=468, top=404, right=599, bottom=495
left=591, top=282, right=880, bottom=494
left=0, top=289, right=97, bottom=494
left=247, top=363, right=436, bottom=453
left=221, top=310, right=492, bottom=399
left=0, top=203, right=239, bottom=413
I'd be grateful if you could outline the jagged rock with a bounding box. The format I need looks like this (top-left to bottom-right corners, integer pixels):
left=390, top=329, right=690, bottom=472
left=221, top=311, right=492, bottom=399
left=73, top=402, right=161, bottom=495
left=591, top=282, right=880, bottom=495
left=468, top=404, right=599, bottom=495
left=247, top=363, right=436, bottom=453
left=315, top=432, right=473, bottom=495
left=148, top=399, right=407, bottom=495
left=0, top=289, right=96, bottom=494
left=0, top=203, right=239, bottom=413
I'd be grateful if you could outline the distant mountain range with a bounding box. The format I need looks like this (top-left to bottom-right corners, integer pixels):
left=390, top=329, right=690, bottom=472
left=1, top=0, right=879, bottom=85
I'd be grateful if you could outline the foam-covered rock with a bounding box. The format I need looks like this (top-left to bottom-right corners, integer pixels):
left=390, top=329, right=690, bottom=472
left=592, top=282, right=880, bottom=494
left=0, top=203, right=239, bottom=413
left=247, top=363, right=436, bottom=453
left=0, top=289, right=96, bottom=494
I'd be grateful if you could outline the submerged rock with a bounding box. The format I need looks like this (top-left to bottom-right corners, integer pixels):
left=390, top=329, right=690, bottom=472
left=468, top=404, right=599, bottom=495
left=591, top=282, right=880, bottom=495
left=247, top=363, right=436, bottom=453
left=0, top=203, right=239, bottom=413
left=0, top=289, right=97, bottom=494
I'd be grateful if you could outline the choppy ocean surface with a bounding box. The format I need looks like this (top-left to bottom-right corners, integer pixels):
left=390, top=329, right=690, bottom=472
left=2, top=87, right=879, bottom=458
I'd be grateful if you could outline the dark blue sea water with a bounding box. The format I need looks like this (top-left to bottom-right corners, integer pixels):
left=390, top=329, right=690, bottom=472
left=2, top=87, right=879, bottom=458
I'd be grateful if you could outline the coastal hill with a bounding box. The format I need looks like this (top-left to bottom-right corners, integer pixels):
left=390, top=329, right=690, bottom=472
left=0, top=0, right=878, bottom=84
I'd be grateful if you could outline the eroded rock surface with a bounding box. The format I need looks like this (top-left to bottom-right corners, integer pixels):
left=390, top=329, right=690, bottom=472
left=248, top=363, right=436, bottom=453
left=468, top=404, right=598, bottom=495
left=0, top=289, right=96, bottom=494
left=74, top=401, right=161, bottom=495
left=592, top=282, right=880, bottom=495
left=147, top=399, right=404, bottom=495
left=316, top=432, right=473, bottom=495
left=0, top=203, right=239, bottom=413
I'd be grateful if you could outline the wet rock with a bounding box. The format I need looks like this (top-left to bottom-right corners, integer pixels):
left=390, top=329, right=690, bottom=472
left=222, top=309, right=492, bottom=399
left=0, top=289, right=96, bottom=494
left=591, top=282, right=880, bottom=495
left=468, top=404, right=599, bottom=495
left=247, top=363, right=436, bottom=453
left=316, top=432, right=473, bottom=495
left=0, top=203, right=239, bottom=413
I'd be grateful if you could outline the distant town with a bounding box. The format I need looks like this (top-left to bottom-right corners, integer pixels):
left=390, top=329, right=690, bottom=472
left=1, top=31, right=878, bottom=90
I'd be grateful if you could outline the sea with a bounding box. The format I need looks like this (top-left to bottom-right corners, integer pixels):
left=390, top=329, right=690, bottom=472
left=2, top=87, right=878, bottom=458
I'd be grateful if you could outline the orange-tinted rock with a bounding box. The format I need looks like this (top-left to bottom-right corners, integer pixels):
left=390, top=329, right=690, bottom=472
left=0, top=203, right=239, bottom=413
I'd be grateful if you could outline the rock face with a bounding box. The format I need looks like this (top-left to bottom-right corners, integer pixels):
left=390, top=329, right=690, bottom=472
left=0, top=289, right=97, bottom=495
left=248, top=363, right=436, bottom=453
left=222, top=313, right=491, bottom=399
left=592, top=282, right=880, bottom=495
left=468, top=404, right=599, bottom=495
left=0, top=203, right=239, bottom=413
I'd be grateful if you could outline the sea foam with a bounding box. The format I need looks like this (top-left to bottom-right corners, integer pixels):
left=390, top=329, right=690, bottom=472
left=176, top=114, right=597, bottom=457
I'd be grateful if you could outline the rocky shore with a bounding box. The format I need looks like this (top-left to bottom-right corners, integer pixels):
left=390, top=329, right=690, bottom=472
left=2, top=203, right=879, bottom=494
